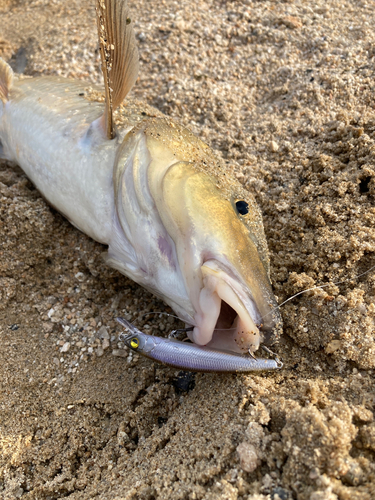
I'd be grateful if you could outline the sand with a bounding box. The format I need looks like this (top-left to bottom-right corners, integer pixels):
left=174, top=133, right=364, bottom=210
left=0, top=0, right=374, bottom=498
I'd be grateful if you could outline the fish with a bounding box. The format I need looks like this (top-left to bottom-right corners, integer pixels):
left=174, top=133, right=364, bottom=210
left=117, top=318, right=282, bottom=373
left=0, top=0, right=282, bottom=368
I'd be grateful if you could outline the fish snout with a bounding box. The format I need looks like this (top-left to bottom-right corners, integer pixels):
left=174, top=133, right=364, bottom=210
left=189, top=260, right=281, bottom=354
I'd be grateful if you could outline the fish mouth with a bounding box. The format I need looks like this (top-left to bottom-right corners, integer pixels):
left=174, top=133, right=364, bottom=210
left=189, top=260, right=267, bottom=354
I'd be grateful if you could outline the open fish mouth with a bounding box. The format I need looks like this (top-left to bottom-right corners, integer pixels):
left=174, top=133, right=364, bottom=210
left=188, top=260, right=267, bottom=354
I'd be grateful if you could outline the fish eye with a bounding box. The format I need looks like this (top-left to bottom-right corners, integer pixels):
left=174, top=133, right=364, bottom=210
left=130, top=338, right=139, bottom=349
left=235, top=200, right=249, bottom=215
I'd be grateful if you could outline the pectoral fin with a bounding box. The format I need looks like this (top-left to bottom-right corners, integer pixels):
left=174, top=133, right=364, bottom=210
left=96, top=0, right=139, bottom=139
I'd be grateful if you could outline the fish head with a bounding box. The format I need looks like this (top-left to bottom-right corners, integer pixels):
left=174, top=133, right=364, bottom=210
left=151, top=158, right=282, bottom=354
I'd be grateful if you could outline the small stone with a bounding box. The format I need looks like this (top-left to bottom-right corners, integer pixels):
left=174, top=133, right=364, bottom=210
left=111, top=294, right=121, bottom=310
left=356, top=303, right=367, bottom=315
left=325, top=340, right=342, bottom=354
left=46, top=295, right=57, bottom=306
left=270, top=140, right=279, bottom=152
left=117, top=430, right=130, bottom=445
left=281, top=16, right=303, bottom=29
left=342, top=459, right=364, bottom=486
left=102, top=338, right=110, bottom=350
left=262, top=473, right=273, bottom=489
left=271, top=487, right=290, bottom=500
left=98, top=325, right=109, bottom=339
left=87, top=347, right=93, bottom=354
left=236, top=442, right=259, bottom=472
left=43, top=322, right=54, bottom=333
left=245, top=422, right=265, bottom=448
left=96, top=347, right=104, bottom=357
left=310, top=490, right=338, bottom=500
left=352, top=406, right=373, bottom=423
left=112, top=349, right=128, bottom=358
left=14, top=487, right=23, bottom=498
left=174, top=20, right=185, bottom=31
left=60, top=342, right=71, bottom=353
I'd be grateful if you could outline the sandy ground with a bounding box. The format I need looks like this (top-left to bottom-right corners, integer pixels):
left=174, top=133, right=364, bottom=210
left=0, top=0, right=375, bottom=498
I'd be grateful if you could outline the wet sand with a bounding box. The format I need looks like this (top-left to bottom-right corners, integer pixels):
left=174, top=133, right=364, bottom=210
left=0, top=0, right=374, bottom=498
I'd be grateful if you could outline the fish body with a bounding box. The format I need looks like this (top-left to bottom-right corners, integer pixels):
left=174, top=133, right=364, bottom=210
left=0, top=0, right=282, bottom=368
left=1, top=77, right=117, bottom=243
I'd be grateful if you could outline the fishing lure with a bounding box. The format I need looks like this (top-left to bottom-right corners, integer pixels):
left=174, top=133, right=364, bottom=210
left=117, top=318, right=282, bottom=373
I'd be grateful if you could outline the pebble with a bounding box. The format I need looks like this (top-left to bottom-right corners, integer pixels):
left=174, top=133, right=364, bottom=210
left=271, top=487, right=290, bottom=500
left=236, top=442, right=259, bottom=472
left=325, top=340, right=342, bottom=354
left=270, top=140, right=279, bottom=152
left=342, top=460, right=364, bottom=486
left=112, top=349, right=128, bottom=358
left=43, top=322, right=54, bottom=333
left=102, top=338, right=110, bottom=350
left=98, top=325, right=109, bottom=339
left=281, top=16, right=303, bottom=29
left=60, top=342, right=71, bottom=353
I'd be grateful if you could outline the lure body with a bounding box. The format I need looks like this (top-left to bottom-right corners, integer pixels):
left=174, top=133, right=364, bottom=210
left=117, top=318, right=282, bottom=373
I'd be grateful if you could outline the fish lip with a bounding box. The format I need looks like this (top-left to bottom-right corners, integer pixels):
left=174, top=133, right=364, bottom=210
left=191, top=257, right=281, bottom=351
left=189, top=259, right=260, bottom=351
left=202, top=257, right=263, bottom=320
left=213, top=258, right=282, bottom=344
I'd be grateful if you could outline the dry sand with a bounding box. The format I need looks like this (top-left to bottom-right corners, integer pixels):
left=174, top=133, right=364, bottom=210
left=0, top=0, right=375, bottom=498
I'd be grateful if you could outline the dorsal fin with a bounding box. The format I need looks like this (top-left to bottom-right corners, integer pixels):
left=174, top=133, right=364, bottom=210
left=96, top=0, right=139, bottom=140
left=0, top=58, right=14, bottom=103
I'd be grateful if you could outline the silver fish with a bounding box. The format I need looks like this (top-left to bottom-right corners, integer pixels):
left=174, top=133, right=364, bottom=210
left=117, top=318, right=282, bottom=372
left=0, top=0, right=282, bottom=367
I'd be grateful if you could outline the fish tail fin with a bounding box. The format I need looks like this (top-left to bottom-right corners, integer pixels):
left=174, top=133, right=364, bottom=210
left=96, top=0, right=139, bottom=140
left=0, top=58, right=13, bottom=103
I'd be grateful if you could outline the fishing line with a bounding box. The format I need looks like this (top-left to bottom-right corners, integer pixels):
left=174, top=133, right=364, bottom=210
left=124, top=263, right=375, bottom=334
left=261, top=262, right=375, bottom=323
left=141, top=311, right=237, bottom=333
left=141, top=311, right=184, bottom=321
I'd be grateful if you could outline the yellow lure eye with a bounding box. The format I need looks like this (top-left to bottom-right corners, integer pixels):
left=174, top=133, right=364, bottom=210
left=130, top=338, right=139, bottom=349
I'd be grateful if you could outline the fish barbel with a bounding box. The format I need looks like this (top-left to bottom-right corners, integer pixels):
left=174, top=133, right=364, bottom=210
left=0, top=0, right=282, bottom=363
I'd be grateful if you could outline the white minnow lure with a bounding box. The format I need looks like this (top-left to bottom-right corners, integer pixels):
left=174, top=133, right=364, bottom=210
left=117, top=318, right=282, bottom=373
left=0, top=0, right=283, bottom=367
